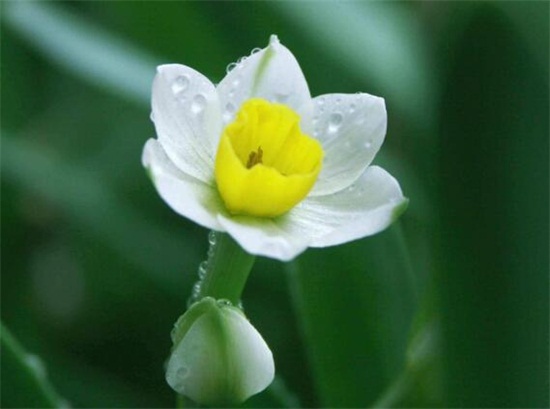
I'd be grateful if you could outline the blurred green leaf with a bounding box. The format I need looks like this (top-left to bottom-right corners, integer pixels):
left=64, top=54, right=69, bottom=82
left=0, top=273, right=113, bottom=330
left=3, top=1, right=158, bottom=105
left=1, top=322, right=66, bottom=408
left=1, top=134, right=198, bottom=297
left=371, top=321, right=443, bottom=408
left=287, top=223, right=418, bottom=407
left=437, top=4, right=549, bottom=407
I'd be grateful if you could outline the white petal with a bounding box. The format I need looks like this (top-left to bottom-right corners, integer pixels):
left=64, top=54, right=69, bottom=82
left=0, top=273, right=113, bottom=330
left=142, top=139, right=224, bottom=230
left=217, top=214, right=310, bottom=262
left=217, top=35, right=312, bottom=125
left=166, top=299, right=274, bottom=405
left=283, top=166, right=407, bottom=247
left=307, top=93, right=387, bottom=196
left=152, top=64, right=222, bottom=183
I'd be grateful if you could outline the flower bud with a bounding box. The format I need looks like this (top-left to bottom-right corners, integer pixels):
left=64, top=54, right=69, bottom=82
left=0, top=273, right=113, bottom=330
left=165, top=297, right=275, bottom=406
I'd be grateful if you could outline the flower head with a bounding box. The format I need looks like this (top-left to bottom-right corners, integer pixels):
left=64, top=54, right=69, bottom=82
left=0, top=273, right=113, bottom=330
left=143, top=35, right=407, bottom=261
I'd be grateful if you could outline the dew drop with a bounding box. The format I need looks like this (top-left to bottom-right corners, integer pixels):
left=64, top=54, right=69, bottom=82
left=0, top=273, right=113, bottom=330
left=250, top=47, right=262, bottom=55
left=198, top=261, right=208, bottom=279
left=349, top=103, right=356, bottom=113
left=176, top=366, right=189, bottom=379
left=269, top=34, right=280, bottom=46
left=328, top=112, right=343, bottom=133
left=149, top=111, right=155, bottom=122
left=217, top=299, right=232, bottom=307
left=364, top=140, right=372, bottom=149
left=317, top=97, right=325, bottom=106
left=192, top=282, right=202, bottom=298
left=226, top=62, right=238, bottom=73
left=191, top=94, right=207, bottom=114
left=223, top=102, right=236, bottom=122
left=208, top=231, right=217, bottom=245
left=172, top=75, right=189, bottom=95
left=274, top=92, right=289, bottom=103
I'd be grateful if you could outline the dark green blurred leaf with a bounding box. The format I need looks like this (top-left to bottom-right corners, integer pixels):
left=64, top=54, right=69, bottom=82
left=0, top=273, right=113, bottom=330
left=371, top=320, right=443, bottom=408
left=437, top=4, right=549, bottom=407
left=243, top=376, right=301, bottom=408
left=1, top=323, right=66, bottom=408
left=287, top=224, right=418, bottom=407
left=1, top=134, right=198, bottom=297
left=3, top=1, right=158, bottom=105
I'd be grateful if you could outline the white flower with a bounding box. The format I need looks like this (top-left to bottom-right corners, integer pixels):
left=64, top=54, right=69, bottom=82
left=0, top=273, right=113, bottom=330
left=143, top=35, right=407, bottom=261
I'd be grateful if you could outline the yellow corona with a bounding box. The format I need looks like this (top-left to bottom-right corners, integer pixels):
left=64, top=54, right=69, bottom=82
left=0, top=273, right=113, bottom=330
left=215, top=99, right=323, bottom=218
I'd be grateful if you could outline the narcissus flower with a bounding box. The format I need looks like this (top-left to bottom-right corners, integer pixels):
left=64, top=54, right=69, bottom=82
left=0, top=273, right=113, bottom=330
left=143, top=35, right=407, bottom=261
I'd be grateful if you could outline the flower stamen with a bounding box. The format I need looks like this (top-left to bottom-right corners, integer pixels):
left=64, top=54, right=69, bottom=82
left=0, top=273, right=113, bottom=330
left=246, top=146, right=264, bottom=169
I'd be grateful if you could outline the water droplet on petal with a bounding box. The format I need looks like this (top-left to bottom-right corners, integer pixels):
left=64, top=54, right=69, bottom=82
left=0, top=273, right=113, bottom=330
left=223, top=102, right=236, bottom=122
left=250, top=47, right=262, bottom=55
left=269, top=34, right=280, bottom=46
left=191, top=94, right=207, bottom=114
left=274, top=92, right=289, bottom=103
left=150, top=111, right=155, bottom=122
left=364, top=140, right=372, bottom=149
left=226, top=62, right=238, bottom=73
left=176, top=367, right=189, bottom=379
left=172, top=75, right=189, bottom=95
left=328, top=112, right=343, bottom=133
left=349, top=103, right=356, bottom=113
left=217, top=299, right=232, bottom=307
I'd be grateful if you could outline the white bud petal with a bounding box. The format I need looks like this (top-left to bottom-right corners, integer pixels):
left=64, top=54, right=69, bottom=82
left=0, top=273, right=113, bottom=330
left=166, top=297, right=274, bottom=405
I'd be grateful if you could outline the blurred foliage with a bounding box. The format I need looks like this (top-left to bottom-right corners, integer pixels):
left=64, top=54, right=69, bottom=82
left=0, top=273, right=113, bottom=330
left=1, top=1, right=548, bottom=408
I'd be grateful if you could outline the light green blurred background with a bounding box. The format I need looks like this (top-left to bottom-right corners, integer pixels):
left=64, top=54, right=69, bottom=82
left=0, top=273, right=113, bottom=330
left=1, top=1, right=548, bottom=408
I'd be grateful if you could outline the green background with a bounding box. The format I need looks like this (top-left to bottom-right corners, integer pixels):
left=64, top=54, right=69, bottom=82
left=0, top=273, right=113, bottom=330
left=1, top=1, right=548, bottom=407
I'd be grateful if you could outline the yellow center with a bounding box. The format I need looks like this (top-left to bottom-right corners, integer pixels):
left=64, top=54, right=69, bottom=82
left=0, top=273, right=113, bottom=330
left=215, top=98, right=323, bottom=218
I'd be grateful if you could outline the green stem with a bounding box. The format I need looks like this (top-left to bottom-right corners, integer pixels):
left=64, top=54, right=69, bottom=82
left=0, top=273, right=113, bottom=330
left=197, top=232, right=255, bottom=305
